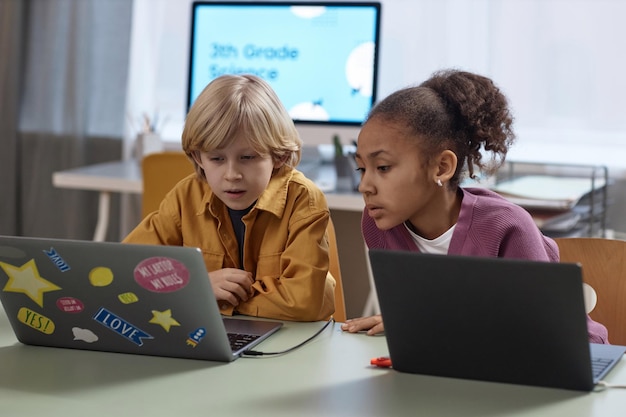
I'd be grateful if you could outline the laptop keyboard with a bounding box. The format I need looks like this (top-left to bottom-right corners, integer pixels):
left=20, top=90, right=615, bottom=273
left=228, top=332, right=260, bottom=352
left=592, top=356, right=614, bottom=379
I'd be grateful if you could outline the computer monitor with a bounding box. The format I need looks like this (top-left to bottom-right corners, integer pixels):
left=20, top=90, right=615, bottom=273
left=187, top=1, right=382, bottom=144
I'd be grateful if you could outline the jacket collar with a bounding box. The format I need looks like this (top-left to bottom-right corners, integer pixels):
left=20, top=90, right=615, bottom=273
left=201, top=166, right=294, bottom=219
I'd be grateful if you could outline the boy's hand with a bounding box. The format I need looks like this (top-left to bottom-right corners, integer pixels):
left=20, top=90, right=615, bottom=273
left=208, top=268, right=254, bottom=306
left=341, top=314, right=384, bottom=336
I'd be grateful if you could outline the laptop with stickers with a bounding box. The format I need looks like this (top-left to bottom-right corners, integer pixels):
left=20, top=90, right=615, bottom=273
left=0, top=235, right=282, bottom=362
left=368, top=249, right=626, bottom=391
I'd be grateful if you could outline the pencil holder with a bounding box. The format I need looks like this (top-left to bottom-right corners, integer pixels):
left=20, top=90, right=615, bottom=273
left=135, top=132, right=164, bottom=159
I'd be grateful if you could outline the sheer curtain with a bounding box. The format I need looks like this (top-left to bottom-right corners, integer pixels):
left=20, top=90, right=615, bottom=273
left=0, top=0, right=132, bottom=240
left=488, top=0, right=626, bottom=146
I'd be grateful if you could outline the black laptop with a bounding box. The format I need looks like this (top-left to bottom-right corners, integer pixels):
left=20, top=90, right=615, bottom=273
left=368, top=250, right=626, bottom=391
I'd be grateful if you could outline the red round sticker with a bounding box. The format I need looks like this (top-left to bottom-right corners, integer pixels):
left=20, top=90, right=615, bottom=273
left=134, top=257, right=190, bottom=293
left=56, top=297, right=85, bottom=313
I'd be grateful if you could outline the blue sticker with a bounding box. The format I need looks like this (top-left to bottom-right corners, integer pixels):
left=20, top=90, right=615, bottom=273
left=186, top=327, right=206, bottom=348
left=43, top=247, right=71, bottom=272
left=93, top=307, right=153, bottom=346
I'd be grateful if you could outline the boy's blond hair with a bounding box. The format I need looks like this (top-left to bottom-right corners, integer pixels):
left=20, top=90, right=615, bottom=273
left=182, top=74, right=302, bottom=179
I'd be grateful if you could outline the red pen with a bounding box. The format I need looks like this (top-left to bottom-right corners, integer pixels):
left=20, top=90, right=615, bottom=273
left=370, top=356, right=392, bottom=368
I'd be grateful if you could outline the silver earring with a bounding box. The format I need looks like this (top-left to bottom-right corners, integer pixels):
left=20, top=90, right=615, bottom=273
left=436, top=179, right=443, bottom=187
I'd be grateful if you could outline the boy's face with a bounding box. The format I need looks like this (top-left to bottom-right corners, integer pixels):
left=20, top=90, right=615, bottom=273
left=195, top=134, right=281, bottom=210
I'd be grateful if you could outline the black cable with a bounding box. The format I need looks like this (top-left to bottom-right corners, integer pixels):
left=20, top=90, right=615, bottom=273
left=241, top=317, right=335, bottom=357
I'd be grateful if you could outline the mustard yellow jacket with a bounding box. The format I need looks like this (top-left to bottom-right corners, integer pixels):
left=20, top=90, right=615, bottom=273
left=123, top=166, right=335, bottom=321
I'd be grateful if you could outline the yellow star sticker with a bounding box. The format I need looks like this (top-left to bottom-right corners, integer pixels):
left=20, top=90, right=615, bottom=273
left=149, top=309, right=181, bottom=332
left=1, top=259, right=62, bottom=307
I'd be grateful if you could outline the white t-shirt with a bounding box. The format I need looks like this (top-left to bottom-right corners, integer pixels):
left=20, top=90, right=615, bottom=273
left=404, top=222, right=456, bottom=255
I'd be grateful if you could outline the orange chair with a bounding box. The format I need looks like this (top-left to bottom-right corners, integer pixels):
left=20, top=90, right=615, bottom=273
left=141, top=151, right=347, bottom=321
left=141, top=151, right=194, bottom=218
left=327, top=217, right=346, bottom=322
left=555, top=237, right=626, bottom=345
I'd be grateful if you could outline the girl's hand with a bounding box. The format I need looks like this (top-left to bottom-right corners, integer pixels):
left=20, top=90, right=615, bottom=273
left=341, top=314, right=384, bottom=335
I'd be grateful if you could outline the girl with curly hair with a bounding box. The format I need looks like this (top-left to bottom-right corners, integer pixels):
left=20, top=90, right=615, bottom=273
left=341, top=69, right=608, bottom=343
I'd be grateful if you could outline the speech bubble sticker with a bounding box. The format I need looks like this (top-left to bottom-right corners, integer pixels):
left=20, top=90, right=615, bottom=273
left=186, top=327, right=206, bottom=348
left=134, top=257, right=190, bottom=293
left=56, top=296, right=85, bottom=313
left=149, top=309, right=181, bottom=332
left=17, top=307, right=55, bottom=334
left=1, top=259, right=62, bottom=307
left=89, top=266, right=114, bottom=287
left=118, top=292, right=139, bottom=304
left=72, top=327, right=99, bottom=343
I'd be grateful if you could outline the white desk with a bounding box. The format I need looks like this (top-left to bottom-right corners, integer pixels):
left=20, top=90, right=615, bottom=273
left=2, top=309, right=626, bottom=416
left=52, top=159, right=364, bottom=242
left=52, top=160, right=143, bottom=241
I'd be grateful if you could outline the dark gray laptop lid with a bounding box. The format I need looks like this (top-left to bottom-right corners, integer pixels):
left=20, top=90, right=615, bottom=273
left=369, top=250, right=625, bottom=391
left=0, top=235, right=281, bottom=361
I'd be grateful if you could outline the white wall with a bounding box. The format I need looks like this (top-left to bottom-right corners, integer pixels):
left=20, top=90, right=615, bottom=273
left=126, top=0, right=626, bottom=174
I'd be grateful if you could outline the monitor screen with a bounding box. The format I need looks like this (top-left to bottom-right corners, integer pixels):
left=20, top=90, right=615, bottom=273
left=187, top=1, right=381, bottom=126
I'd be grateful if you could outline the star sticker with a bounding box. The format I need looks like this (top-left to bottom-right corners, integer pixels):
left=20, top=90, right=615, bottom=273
left=149, top=309, right=181, bottom=332
left=1, top=259, right=62, bottom=307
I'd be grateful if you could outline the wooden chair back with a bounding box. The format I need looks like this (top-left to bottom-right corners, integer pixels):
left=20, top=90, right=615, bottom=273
left=327, top=217, right=346, bottom=322
left=554, top=237, right=626, bottom=345
left=141, top=152, right=194, bottom=218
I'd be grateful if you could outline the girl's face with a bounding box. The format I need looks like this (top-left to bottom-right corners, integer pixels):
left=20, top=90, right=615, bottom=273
left=194, top=134, right=282, bottom=210
left=355, top=117, right=444, bottom=235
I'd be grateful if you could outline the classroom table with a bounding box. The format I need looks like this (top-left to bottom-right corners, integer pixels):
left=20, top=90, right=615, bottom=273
left=1, top=308, right=626, bottom=416
left=52, top=159, right=143, bottom=242
left=52, top=158, right=364, bottom=242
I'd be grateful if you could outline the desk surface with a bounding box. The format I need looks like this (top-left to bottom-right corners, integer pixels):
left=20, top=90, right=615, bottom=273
left=2, top=309, right=626, bottom=417
left=52, top=159, right=143, bottom=194
left=52, top=158, right=365, bottom=211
